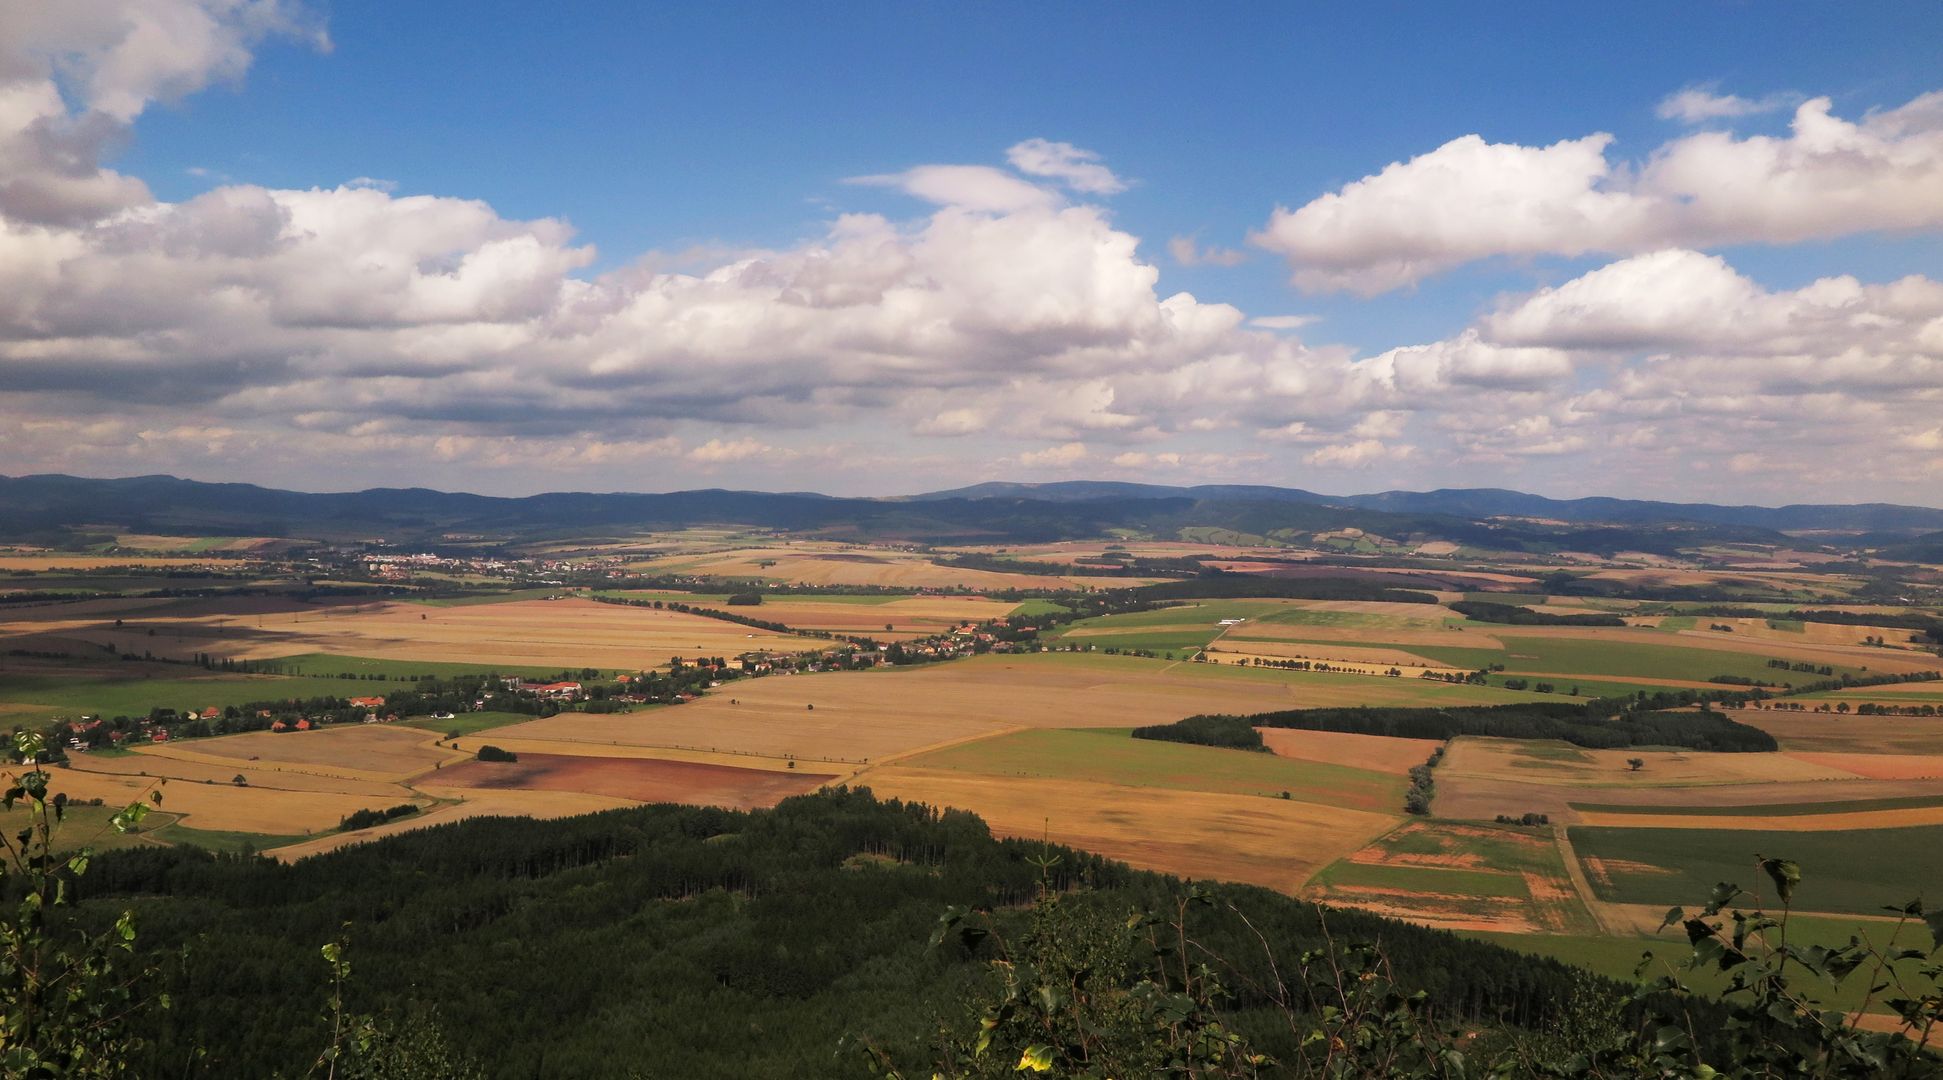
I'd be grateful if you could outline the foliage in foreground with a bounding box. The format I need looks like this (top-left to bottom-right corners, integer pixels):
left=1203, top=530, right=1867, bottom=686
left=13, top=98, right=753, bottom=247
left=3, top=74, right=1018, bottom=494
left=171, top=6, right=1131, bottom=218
left=0, top=765, right=1938, bottom=1077
left=866, top=855, right=1942, bottom=1079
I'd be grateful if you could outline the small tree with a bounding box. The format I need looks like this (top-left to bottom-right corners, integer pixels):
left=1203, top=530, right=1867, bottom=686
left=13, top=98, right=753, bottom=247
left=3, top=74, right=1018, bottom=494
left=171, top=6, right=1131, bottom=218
left=1628, top=757, right=1646, bottom=772
left=1, top=731, right=165, bottom=1077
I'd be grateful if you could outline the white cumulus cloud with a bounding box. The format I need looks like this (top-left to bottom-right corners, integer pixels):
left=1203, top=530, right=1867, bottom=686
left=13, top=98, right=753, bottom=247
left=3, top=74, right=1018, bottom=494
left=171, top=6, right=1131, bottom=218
left=1254, top=91, right=1943, bottom=293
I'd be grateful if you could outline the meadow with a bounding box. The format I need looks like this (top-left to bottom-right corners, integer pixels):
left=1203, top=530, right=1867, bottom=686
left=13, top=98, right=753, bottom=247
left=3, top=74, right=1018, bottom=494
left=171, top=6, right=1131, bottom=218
left=0, top=595, right=822, bottom=671
left=899, top=727, right=1407, bottom=812
left=1306, top=820, right=1598, bottom=934
left=1571, top=823, right=1943, bottom=915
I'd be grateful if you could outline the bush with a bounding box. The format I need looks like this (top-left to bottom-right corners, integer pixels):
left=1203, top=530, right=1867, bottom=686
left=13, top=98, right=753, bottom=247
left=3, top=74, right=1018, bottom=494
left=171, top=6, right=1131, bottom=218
left=475, top=745, right=518, bottom=763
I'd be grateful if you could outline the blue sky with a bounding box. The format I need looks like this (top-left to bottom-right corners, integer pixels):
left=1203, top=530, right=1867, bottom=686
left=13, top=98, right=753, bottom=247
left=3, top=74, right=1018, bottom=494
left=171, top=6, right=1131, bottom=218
left=128, top=2, right=1942, bottom=346
left=4, top=2, right=1942, bottom=501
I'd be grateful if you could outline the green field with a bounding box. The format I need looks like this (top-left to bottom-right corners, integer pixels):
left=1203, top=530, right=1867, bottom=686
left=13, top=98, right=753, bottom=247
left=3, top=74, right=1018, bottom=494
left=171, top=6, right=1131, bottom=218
left=262, top=652, right=601, bottom=680
left=1054, top=600, right=1285, bottom=631
left=1460, top=593, right=1550, bottom=605
left=400, top=710, right=535, bottom=737
left=153, top=822, right=309, bottom=855
left=1051, top=598, right=1436, bottom=655
left=1409, top=634, right=1871, bottom=687
left=1312, top=860, right=1530, bottom=898
left=1068, top=629, right=1226, bottom=653
left=0, top=798, right=305, bottom=857
left=902, top=727, right=1405, bottom=811
left=1570, top=794, right=1943, bottom=817
left=1467, top=911, right=1939, bottom=1015
left=1311, top=820, right=1600, bottom=933
left=1790, top=686, right=1943, bottom=704
left=404, top=587, right=569, bottom=606
left=1475, top=674, right=1635, bottom=698
left=0, top=670, right=418, bottom=719
left=1572, top=824, right=1943, bottom=914
left=1024, top=649, right=1553, bottom=707
left=0, top=801, right=159, bottom=855
left=1009, top=599, right=1071, bottom=618
left=593, top=590, right=732, bottom=605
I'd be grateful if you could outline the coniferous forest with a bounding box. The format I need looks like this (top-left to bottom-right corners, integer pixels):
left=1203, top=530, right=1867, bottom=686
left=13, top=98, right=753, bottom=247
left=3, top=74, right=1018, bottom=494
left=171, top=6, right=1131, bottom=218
left=62, top=789, right=1629, bottom=1077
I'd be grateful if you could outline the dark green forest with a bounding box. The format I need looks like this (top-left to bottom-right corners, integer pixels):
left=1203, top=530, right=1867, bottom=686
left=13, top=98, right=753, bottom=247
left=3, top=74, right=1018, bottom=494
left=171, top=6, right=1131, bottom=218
left=1216, top=702, right=1780, bottom=752
left=64, top=790, right=1629, bottom=1078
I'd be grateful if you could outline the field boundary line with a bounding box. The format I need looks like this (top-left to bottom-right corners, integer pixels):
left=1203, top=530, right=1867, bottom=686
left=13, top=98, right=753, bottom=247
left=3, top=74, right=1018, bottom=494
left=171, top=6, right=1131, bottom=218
left=1552, top=824, right=1625, bottom=937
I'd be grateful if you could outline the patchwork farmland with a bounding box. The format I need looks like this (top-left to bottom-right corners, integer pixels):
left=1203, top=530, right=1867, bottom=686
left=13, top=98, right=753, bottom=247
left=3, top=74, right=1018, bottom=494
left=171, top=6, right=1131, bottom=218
left=4, top=532, right=1941, bottom=1033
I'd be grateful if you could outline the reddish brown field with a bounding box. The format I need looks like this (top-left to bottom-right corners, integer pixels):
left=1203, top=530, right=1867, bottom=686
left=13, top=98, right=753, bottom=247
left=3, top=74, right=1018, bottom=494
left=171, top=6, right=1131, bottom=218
left=433, top=753, right=833, bottom=810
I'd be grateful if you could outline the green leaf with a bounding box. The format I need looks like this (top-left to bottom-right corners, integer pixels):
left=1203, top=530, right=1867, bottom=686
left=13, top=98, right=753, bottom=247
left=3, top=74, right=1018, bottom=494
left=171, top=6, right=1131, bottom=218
left=1657, top=906, right=1684, bottom=931
left=1759, top=857, right=1801, bottom=905
left=1016, top=1044, right=1054, bottom=1072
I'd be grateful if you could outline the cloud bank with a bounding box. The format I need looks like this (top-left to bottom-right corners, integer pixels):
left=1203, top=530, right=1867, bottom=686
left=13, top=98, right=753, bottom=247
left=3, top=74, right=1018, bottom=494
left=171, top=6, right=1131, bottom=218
left=0, top=4, right=1938, bottom=503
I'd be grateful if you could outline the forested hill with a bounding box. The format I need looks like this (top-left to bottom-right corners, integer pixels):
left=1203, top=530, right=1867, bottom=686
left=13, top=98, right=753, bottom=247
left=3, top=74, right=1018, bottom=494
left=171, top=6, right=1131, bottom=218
left=0, top=472, right=1895, bottom=553
left=914, top=481, right=1943, bottom=534
left=81, top=790, right=1612, bottom=1078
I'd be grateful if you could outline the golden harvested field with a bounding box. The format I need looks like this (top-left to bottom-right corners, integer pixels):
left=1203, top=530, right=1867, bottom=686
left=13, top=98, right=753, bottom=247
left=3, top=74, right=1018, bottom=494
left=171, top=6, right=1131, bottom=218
left=1739, top=709, right=1943, bottom=754
left=0, top=596, right=822, bottom=669
left=68, top=747, right=411, bottom=799
left=1441, top=737, right=1858, bottom=787
left=268, top=789, right=641, bottom=862
left=165, top=724, right=458, bottom=780
left=1436, top=774, right=1943, bottom=824
left=1783, top=751, right=1943, bottom=780
left=1208, top=640, right=1455, bottom=672
left=1572, top=805, right=1943, bottom=830
left=112, top=535, right=290, bottom=552
left=1257, top=729, right=1444, bottom=774
left=1448, top=622, right=1942, bottom=676
left=858, top=767, right=1398, bottom=892
left=1655, top=616, right=1930, bottom=648
left=35, top=765, right=390, bottom=834
left=489, top=653, right=1541, bottom=765
left=0, top=555, right=240, bottom=571
left=705, top=594, right=1013, bottom=639
left=1227, top=623, right=1501, bottom=649
left=626, top=546, right=1098, bottom=589
left=949, top=541, right=1290, bottom=564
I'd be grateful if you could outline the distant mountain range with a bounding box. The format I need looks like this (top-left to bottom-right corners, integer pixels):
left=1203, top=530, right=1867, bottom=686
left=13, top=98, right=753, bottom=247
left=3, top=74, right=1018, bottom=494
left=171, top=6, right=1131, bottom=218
left=911, top=481, right=1943, bottom=534
left=2, top=473, right=1939, bottom=553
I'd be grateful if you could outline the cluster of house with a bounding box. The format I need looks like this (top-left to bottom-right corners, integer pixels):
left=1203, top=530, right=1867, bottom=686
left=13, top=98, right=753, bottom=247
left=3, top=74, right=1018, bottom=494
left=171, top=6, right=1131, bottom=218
left=498, top=677, right=585, bottom=701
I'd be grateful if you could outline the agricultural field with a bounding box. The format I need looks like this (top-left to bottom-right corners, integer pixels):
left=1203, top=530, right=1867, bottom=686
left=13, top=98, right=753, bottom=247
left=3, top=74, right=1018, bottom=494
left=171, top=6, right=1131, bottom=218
left=0, top=554, right=251, bottom=571
left=2, top=532, right=1938, bottom=1023
left=0, top=667, right=418, bottom=722
left=898, top=728, right=1407, bottom=812
left=857, top=767, right=1397, bottom=892
left=484, top=651, right=1549, bottom=766
left=1736, top=707, right=1943, bottom=754
left=431, top=752, right=833, bottom=810
left=621, top=544, right=1127, bottom=590
left=601, top=589, right=1017, bottom=640
left=0, top=595, right=822, bottom=671
left=1469, top=911, right=1938, bottom=1016
left=1306, top=820, right=1598, bottom=934
left=1571, top=824, right=1943, bottom=916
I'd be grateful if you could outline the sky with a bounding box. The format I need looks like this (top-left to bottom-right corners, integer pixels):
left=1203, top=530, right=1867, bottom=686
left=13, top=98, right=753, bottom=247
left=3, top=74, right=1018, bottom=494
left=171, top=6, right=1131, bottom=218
left=2, top=2, right=1942, bottom=504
